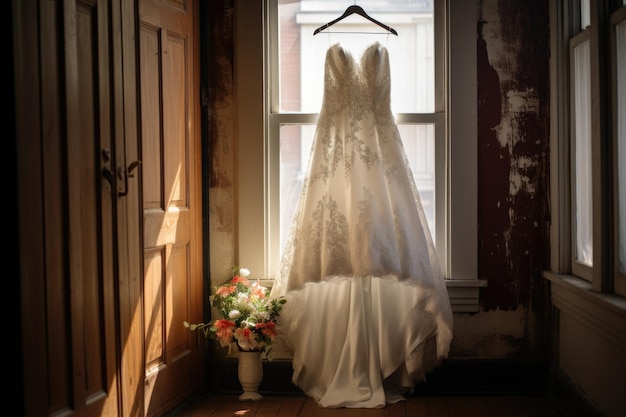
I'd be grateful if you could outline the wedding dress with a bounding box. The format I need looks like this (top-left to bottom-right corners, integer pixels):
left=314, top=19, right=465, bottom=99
left=270, top=42, right=453, bottom=408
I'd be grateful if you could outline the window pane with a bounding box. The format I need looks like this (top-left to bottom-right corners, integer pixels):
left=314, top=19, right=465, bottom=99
left=399, top=124, right=436, bottom=238
left=580, top=0, right=590, bottom=29
left=617, top=20, right=626, bottom=273
left=279, top=124, right=313, bottom=251
left=573, top=39, right=593, bottom=266
left=278, top=0, right=435, bottom=113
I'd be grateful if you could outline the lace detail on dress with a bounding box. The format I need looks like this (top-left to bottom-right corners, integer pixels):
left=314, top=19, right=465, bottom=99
left=273, top=43, right=442, bottom=295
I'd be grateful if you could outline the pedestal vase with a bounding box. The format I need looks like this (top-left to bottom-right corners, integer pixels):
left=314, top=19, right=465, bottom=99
left=237, top=350, right=263, bottom=401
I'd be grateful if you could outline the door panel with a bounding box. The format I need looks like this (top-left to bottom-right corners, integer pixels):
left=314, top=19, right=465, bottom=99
left=34, top=0, right=121, bottom=416
left=138, top=0, right=203, bottom=415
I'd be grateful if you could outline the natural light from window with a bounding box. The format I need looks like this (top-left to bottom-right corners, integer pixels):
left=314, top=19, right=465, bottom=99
left=572, top=38, right=593, bottom=268
left=276, top=0, right=437, bottom=252
left=617, top=19, right=626, bottom=274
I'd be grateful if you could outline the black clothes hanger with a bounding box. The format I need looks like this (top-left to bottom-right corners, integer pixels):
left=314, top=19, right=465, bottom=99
left=313, top=5, right=398, bottom=36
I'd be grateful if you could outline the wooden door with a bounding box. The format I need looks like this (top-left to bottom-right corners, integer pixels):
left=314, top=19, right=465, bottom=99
left=137, top=1, right=204, bottom=415
left=16, top=0, right=122, bottom=416
left=66, top=2, right=120, bottom=415
left=16, top=0, right=202, bottom=415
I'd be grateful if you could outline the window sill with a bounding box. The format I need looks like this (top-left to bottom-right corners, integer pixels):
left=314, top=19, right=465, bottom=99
left=445, top=279, right=488, bottom=313
left=543, top=271, right=626, bottom=350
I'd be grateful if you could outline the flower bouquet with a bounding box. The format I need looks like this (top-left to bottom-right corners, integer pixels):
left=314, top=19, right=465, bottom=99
left=184, top=267, right=287, bottom=359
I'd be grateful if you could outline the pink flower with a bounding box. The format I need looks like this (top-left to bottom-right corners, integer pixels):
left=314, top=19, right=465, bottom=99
left=213, top=319, right=236, bottom=347
left=256, top=321, right=277, bottom=338
left=234, top=327, right=259, bottom=351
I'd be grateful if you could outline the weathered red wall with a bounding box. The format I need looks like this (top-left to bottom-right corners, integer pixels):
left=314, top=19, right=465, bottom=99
left=205, top=1, right=237, bottom=281
left=475, top=0, right=551, bottom=355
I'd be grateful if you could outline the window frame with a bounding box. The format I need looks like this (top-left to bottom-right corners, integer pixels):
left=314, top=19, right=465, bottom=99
left=569, top=27, right=593, bottom=281
left=266, top=0, right=447, bottom=277
left=610, top=5, right=626, bottom=295
left=547, top=0, right=626, bottom=298
left=236, top=0, right=485, bottom=312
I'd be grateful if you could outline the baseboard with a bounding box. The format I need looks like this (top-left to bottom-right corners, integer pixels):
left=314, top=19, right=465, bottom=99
left=207, top=358, right=551, bottom=397
left=549, top=369, right=604, bottom=417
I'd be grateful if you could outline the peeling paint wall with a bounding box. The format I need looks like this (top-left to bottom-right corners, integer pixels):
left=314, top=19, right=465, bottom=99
left=206, top=1, right=237, bottom=284
left=468, top=0, right=551, bottom=357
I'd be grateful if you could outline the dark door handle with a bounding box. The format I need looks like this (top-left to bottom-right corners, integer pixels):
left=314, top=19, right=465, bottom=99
left=118, top=160, right=142, bottom=197
left=101, top=148, right=114, bottom=191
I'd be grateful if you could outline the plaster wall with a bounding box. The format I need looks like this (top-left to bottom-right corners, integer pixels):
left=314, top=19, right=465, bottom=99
left=559, top=311, right=626, bottom=417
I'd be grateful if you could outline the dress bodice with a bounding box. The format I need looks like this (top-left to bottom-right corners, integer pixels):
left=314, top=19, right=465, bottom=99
left=322, top=42, right=391, bottom=116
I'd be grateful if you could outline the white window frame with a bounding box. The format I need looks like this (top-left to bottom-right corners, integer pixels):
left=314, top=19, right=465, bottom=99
left=611, top=3, right=626, bottom=296
left=546, top=0, right=626, bottom=297
left=569, top=27, right=593, bottom=281
left=545, top=2, right=626, bottom=397
left=236, top=0, right=485, bottom=312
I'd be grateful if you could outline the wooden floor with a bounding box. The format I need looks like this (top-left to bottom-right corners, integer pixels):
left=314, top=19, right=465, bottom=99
left=171, top=393, right=565, bottom=417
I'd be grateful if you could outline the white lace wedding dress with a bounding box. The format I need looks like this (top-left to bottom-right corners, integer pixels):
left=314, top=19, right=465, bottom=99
left=270, top=42, right=453, bottom=408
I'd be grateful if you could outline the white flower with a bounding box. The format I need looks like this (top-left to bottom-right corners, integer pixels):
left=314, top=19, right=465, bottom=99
left=228, top=310, right=241, bottom=319
left=239, top=268, right=251, bottom=277
left=255, top=311, right=270, bottom=321
left=234, top=327, right=259, bottom=351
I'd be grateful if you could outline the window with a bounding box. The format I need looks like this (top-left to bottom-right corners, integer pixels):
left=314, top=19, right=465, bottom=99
left=549, top=0, right=626, bottom=297
left=570, top=16, right=593, bottom=279
left=236, top=0, right=484, bottom=310
left=269, top=0, right=444, bottom=270
left=277, top=1, right=438, bottom=234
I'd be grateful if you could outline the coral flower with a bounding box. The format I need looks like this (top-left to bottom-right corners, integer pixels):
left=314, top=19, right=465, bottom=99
left=256, top=321, right=277, bottom=338
left=234, top=327, right=259, bottom=351
left=215, top=285, right=236, bottom=297
left=250, top=284, right=266, bottom=299
left=231, top=275, right=250, bottom=286
left=213, top=319, right=236, bottom=347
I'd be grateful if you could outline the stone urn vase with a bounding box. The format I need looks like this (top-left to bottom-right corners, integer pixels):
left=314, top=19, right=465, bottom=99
left=237, top=350, right=263, bottom=401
